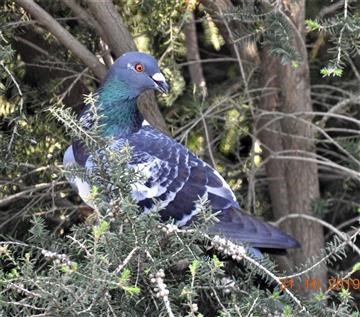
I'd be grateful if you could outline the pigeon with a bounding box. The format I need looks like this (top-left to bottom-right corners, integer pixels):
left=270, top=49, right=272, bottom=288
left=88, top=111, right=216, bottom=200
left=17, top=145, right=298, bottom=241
left=63, top=52, right=300, bottom=253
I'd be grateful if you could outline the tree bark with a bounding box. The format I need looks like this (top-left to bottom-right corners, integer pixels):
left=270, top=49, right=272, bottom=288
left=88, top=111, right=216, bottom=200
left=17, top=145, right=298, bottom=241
left=203, top=0, right=327, bottom=293
left=257, top=52, right=290, bottom=233
left=257, top=0, right=326, bottom=293
left=85, top=0, right=136, bottom=56
left=276, top=0, right=326, bottom=293
left=184, top=12, right=207, bottom=98
left=15, top=0, right=107, bottom=79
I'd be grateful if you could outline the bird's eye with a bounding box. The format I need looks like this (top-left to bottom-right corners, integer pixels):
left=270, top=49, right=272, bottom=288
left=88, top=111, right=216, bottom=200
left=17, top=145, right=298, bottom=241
left=134, top=63, right=144, bottom=72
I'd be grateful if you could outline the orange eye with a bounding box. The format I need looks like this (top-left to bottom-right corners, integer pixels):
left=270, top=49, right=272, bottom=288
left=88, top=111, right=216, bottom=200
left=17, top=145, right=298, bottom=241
left=135, top=63, right=144, bottom=72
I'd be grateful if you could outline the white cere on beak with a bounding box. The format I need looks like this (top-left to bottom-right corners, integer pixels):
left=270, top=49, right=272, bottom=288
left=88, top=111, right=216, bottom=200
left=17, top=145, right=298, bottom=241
left=151, top=72, right=169, bottom=94
left=152, top=72, right=166, bottom=82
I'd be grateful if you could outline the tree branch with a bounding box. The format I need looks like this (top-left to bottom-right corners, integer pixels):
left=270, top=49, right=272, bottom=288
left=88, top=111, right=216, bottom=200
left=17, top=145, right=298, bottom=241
left=85, top=0, right=136, bottom=57
left=318, top=0, right=356, bottom=18
left=184, top=12, right=207, bottom=97
left=61, top=0, right=111, bottom=47
left=0, top=181, right=67, bottom=208
left=16, top=0, right=107, bottom=80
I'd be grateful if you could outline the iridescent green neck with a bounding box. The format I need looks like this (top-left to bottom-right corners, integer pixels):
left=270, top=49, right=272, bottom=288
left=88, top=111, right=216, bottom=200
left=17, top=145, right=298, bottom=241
left=97, top=79, right=142, bottom=137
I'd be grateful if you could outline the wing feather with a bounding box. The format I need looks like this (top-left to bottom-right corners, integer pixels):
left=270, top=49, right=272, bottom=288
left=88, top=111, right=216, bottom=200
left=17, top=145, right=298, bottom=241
left=69, top=124, right=299, bottom=250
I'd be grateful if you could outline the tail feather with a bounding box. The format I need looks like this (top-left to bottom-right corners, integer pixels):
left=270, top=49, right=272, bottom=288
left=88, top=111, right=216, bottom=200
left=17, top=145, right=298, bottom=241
left=209, top=208, right=300, bottom=250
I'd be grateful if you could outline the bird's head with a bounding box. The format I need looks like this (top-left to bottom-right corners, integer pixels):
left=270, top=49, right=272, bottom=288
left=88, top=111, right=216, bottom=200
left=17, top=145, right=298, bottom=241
left=103, top=51, right=169, bottom=97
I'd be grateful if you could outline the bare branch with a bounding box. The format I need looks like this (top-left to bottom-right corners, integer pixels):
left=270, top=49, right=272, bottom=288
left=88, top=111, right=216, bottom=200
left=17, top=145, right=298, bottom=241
left=15, top=0, right=107, bottom=80
left=0, top=181, right=67, bottom=208
left=85, top=0, right=136, bottom=57
left=184, top=12, right=207, bottom=97
left=14, top=36, right=51, bottom=57
left=61, top=0, right=111, bottom=47
left=275, top=213, right=360, bottom=256
left=318, top=0, right=356, bottom=18
left=319, top=95, right=360, bottom=128
left=113, top=247, right=139, bottom=275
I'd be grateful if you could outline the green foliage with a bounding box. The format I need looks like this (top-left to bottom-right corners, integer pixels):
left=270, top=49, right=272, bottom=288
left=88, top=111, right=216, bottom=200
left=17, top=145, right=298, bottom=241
left=307, top=12, right=360, bottom=76
left=320, top=65, right=344, bottom=77
left=202, top=13, right=225, bottom=51
left=305, top=19, right=322, bottom=32
left=0, top=104, right=358, bottom=315
left=1, top=203, right=357, bottom=315
left=263, top=11, right=300, bottom=64
left=224, top=6, right=300, bottom=65
left=353, top=261, right=360, bottom=271
left=312, top=198, right=330, bottom=217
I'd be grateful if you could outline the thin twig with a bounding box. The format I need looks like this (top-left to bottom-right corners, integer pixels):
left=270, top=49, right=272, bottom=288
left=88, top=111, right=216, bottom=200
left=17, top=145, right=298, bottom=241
left=318, top=0, right=355, bottom=18
left=280, top=227, right=360, bottom=280
left=0, top=181, right=67, bottom=207
left=275, top=213, right=360, bottom=256
left=0, top=60, right=24, bottom=155
left=113, top=247, right=139, bottom=275
left=201, top=114, right=216, bottom=167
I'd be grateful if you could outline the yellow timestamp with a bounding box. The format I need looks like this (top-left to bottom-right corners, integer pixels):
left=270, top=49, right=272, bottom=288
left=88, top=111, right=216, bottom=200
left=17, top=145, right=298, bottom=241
left=279, top=277, right=360, bottom=291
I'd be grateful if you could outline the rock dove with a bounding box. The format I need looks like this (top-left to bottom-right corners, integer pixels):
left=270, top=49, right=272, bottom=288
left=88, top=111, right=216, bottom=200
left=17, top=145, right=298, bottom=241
left=63, top=52, right=300, bottom=252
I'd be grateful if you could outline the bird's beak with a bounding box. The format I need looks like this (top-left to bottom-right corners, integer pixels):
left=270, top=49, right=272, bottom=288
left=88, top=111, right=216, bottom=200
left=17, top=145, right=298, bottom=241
left=151, top=72, right=169, bottom=94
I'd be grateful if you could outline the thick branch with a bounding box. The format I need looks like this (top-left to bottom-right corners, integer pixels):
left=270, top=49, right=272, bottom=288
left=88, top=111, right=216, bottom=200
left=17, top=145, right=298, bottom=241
left=137, top=93, right=168, bottom=133
left=86, top=0, right=136, bottom=57
left=184, top=12, right=207, bottom=97
left=276, top=0, right=326, bottom=294
left=61, top=0, right=110, bottom=45
left=256, top=52, right=289, bottom=226
left=16, top=0, right=107, bottom=80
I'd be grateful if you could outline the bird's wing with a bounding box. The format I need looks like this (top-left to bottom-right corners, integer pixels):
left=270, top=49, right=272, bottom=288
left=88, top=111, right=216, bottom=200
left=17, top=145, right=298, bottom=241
left=67, top=122, right=299, bottom=250
left=103, top=125, right=299, bottom=250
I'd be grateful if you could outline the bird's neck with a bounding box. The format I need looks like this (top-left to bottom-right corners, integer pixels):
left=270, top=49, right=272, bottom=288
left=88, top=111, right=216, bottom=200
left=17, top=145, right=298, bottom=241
left=97, top=79, right=143, bottom=138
